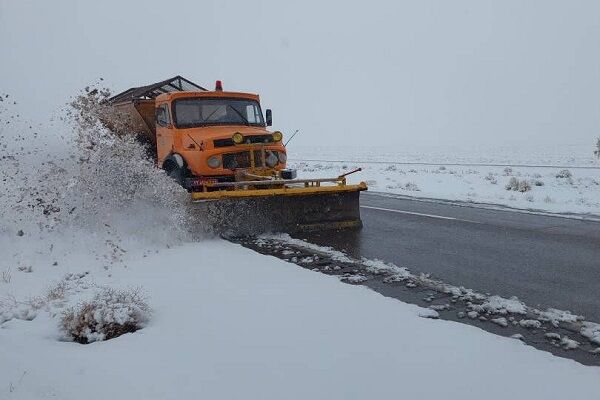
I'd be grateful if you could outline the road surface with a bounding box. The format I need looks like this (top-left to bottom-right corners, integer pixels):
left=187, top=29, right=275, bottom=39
left=294, top=192, right=600, bottom=322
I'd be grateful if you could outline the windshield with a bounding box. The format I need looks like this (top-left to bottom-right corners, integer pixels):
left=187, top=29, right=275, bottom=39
left=173, top=97, right=265, bottom=128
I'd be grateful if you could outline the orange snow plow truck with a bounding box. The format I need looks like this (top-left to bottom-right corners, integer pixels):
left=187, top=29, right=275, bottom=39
left=104, top=76, right=367, bottom=234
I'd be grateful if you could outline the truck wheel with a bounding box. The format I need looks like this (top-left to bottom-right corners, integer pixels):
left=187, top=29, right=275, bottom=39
left=167, top=165, right=185, bottom=187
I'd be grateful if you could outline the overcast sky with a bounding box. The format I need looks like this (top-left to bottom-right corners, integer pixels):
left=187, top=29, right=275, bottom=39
left=1, top=0, right=599, bottom=148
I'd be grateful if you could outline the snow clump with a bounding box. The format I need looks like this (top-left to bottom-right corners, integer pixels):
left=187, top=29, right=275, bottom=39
left=471, top=295, right=527, bottom=315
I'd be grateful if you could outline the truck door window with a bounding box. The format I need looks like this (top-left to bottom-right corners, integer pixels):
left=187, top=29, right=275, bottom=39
left=156, top=105, right=170, bottom=127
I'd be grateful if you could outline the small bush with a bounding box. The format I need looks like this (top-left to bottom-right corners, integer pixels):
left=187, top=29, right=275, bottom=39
left=503, top=167, right=513, bottom=176
left=505, top=177, right=531, bottom=192
left=532, top=179, right=544, bottom=186
left=61, top=287, right=150, bottom=344
left=404, top=182, right=420, bottom=191
left=556, top=169, right=572, bottom=179
left=518, top=180, right=532, bottom=192
left=485, top=172, right=497, bottom=184
left=594, top=137, right=600, bottom=158
left=47, top=281, right=68, bottom=301
left=1, top=269, right=11, bottom=284
left=505, top=177, right=518, bottom=191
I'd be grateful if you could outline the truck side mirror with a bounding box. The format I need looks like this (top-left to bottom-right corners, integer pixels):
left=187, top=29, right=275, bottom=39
left=265, top=109, right=272, bottom=126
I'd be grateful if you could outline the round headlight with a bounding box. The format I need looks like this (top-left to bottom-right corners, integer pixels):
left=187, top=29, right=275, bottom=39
left=266, top=151, right=279, bottom=167
left=272, top=131, right=283, bottom=142
left=277, top=151, right=287, bottom=163
left=207, top=155, right=221, bottom=169
left=232, top=132, right=244, bottom=144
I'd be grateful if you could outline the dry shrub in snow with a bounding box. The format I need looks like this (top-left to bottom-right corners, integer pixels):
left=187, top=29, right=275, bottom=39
left=1, top=268, right=11, bottom=284
left=61, top=287, right=150, bottom=344
left=556, top=169, right=572, bottom=179
left=595, top=137, right=600, bottom=158
left=518, top=180, right=532, bottom=192
left=505, top=177, right=531, bottom=192
left=404, top=182, right=420, bottom=191
left=46, top=280, right=68, bottom=301
left=485, top=172, right=497, bottom=184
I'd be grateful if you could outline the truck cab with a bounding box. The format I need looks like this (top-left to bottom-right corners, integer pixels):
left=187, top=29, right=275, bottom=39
left=155, top=87, right=287, bottom=189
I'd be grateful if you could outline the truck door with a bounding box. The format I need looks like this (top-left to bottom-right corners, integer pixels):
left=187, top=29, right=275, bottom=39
left=155, top=103, right=173, bottom=166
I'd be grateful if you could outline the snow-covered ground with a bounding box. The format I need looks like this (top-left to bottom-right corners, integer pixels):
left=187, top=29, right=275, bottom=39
left=3, top=236, right=600, bottom=399
left=290, top=144, right=600, bottom=216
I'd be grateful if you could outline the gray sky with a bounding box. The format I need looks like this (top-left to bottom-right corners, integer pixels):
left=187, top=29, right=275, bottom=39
left=1, top=0, right=599, bottom=148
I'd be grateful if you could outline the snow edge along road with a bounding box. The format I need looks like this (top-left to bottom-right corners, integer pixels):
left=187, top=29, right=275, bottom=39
left=243, top=234, right=600, bottom=365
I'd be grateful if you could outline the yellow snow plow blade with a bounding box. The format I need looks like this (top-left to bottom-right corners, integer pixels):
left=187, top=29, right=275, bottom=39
left=190, top=181, right=367, bottom=200
left=189, top=178, right=367, bottom=235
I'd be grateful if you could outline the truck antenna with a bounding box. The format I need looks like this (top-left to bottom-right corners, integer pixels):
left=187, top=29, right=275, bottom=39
left=284, top=129, right=300, bottom=147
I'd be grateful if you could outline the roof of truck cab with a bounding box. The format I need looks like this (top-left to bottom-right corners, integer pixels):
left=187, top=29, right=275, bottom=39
left=156, top=91, right=260, bottom=102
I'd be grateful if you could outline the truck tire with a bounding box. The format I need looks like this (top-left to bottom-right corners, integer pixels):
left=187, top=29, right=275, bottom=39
left=163, top=155, right=188, bottom=188
left=167, top=166, right=185, bottom=186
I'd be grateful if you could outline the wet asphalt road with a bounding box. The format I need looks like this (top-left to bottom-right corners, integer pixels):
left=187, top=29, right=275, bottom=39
left=294, top=192, right=600, bottom=322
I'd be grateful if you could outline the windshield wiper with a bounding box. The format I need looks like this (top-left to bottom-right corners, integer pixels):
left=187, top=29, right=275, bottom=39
left=202, top=107, right=221, bottom=122
left=227, top=105, right=250, bottom=126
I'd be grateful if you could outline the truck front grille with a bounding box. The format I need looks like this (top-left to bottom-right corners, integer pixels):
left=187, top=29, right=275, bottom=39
left=253, top=150, right=265, bottom=167
left=223, top=152, right=251, bottom=169
left=222, top=151, right=267, bottom=169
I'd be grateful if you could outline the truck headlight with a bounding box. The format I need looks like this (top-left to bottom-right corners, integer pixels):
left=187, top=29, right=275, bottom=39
left=277, top=151, right=287, bottom=163
left=232, top=132, right=244, bottom=144
left=265, top=151, right=279, bottom=167
left=272, top=131, right=283, bottom=142
left=207, top=155, right=221, bottom=168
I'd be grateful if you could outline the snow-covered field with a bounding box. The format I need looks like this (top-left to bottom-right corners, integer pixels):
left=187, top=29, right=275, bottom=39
left=290, top=144, right=600, bottom=216
left=3, top=236, right=600, bottom=399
